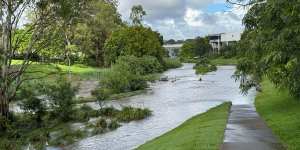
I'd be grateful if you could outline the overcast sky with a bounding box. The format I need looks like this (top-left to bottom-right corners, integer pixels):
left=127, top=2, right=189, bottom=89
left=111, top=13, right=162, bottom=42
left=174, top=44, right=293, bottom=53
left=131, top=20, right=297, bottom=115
left=118, top=0, right=247, bottom=40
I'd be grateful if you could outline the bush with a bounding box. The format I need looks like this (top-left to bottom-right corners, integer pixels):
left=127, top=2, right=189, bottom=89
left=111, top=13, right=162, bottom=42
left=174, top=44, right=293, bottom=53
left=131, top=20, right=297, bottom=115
left=193, top=57, right=217, bottom=75
left=108, top=120, right=120, bottom=130
left=117, top=107, right=152, bottom=122
left=194, top=64, right=217, bottom=75
left=95, top=118, right=107, bottom=129
left=50, top=127, right=84, bottom=146
left=72, top=105, right=97, bottom=122
left=47, top=77, right=78, bottom=121
left=163, top=57, right=182, bottom=69
left=99, top=107, right=120, bottom=117
left=100, top=57, right=149, bottom=94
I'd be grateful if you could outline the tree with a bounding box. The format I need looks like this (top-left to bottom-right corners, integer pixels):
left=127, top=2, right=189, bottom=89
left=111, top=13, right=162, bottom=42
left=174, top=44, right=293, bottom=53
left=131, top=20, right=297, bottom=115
left=104, top=26, right=165, bottom=66
left=180, top=37, right=212, bottom=59
left=0, top=0, right=61, bottom=122
left=75, top=0, right=123, bottom=66
left=130, top=5, right=146, bottom=26
left=47, top=77, right=77, bottom=121
left=50, top=0, right=87, bottom=79
left=234, top=0, right=300, bottom=97
left=19, top=82, right=47, bottom=127
left=165, top=39, right=176, bottom=45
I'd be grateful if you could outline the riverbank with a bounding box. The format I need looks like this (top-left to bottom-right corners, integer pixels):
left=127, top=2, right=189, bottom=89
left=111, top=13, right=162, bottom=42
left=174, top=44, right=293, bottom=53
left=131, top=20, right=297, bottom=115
left=255, top=80, right=300, bottom=150
left=210, top=57, right=238, bottom=66
left=137, top=102, right=231, bottom=150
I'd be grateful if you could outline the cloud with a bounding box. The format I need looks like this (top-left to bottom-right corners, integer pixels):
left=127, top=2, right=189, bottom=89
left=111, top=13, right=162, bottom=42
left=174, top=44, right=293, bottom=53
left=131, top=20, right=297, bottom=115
left=118, top=0, right=247, bottom=40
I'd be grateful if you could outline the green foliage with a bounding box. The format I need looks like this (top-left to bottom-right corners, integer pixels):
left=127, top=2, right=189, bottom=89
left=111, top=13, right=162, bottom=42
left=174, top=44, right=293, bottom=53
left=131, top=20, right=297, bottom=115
left=163, top=57, right=182, bottom=69
left=219, top=43, right=238, bottom=58
left=236, top=0, right=300, bottom=97
left=50, top=127, right=85, bottom=146
left=99, top=107, right=120, bottom=117
left=104, top=26, right=165, bottom=66
left=100, top=65, right=147, bottom=94
left=116, top=55, right=164, bottom=75
left=47, top=77, right=78, bottom=121
left=193, top=58, right=217, bottom=75
left=130, top=5, right=146, bottom=25
left=100, top=55, right=165, bottom=94
left=180, top=37, right=212, bottom=60
left=18, top=81, right=47, bottom=127
left=73, top=105, right=99, bottom=122
left=117, top=107, right=152, bottom=122
left=75, top=0, right=123, bottom=66
left=137, top=103, right=231, bottom=150
left=108, top=120, right=120, bottom=130
left=92, top=88, right=113, bottom=109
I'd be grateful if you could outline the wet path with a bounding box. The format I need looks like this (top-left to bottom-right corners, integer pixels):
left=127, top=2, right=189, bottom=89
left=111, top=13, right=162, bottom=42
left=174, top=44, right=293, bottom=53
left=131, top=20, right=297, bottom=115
left=221, top=105, right=285, bottom=150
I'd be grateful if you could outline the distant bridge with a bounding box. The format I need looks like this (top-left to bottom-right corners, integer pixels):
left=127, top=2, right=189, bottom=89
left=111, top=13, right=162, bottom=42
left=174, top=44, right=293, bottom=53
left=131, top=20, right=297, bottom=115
left=163, top=44, right=183, bottom=58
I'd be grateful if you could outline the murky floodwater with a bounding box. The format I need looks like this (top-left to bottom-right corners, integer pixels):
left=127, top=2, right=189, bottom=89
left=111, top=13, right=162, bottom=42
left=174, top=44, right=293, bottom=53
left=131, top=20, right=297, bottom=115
left=68, top=63, right=256, bottom=150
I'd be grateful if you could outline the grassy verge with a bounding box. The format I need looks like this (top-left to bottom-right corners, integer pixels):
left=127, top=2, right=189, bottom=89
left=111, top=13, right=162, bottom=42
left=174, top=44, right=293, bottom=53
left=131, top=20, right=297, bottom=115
left=137, top=102, right=231, bottom=150
left=255, top=80, right=300, bottom=150
left=13, top=60, right=106, bottom=81
left=210, top=57, right=238, bottom=65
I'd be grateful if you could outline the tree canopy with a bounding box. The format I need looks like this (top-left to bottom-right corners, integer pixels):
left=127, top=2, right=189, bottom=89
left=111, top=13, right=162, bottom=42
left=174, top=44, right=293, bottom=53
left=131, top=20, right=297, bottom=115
left=235, top=0, right=300, bottom=97
left=180, top=37, right=212, bottom=59
left=104, top=26, right=165, bottom=66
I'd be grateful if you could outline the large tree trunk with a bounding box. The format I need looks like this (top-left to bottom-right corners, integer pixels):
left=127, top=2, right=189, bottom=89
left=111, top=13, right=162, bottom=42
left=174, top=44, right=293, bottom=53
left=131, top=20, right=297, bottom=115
left=0, top=90, right=9, bottom=120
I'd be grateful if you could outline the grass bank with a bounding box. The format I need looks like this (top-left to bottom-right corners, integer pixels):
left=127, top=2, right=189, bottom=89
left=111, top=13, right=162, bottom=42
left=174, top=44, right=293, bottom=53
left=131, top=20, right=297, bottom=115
left=255, top=80, right=300, bottom=150
left=210, top=57, right=238, bottom=65
left=137, top=102, right=231, bottom=150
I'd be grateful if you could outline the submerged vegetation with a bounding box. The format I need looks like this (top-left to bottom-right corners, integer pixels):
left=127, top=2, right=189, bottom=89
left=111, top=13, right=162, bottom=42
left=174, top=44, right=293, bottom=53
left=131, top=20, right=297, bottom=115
left=193, top=58, right=217, bottom=75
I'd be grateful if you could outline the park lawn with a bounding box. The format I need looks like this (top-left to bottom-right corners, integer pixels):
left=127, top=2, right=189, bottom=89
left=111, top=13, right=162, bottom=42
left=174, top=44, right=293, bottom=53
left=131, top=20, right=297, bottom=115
left=137, top=102, right=231, bottom=150
left=19, top=62, right=106, bottom=80
left=255, top=80, right=300, bottom=150
left=210, top=57, right=238, bottom=65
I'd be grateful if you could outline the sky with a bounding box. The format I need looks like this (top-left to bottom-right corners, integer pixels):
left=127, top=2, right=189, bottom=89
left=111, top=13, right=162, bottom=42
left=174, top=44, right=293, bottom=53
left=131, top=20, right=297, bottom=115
left=118, top=0, right=248, bottom=40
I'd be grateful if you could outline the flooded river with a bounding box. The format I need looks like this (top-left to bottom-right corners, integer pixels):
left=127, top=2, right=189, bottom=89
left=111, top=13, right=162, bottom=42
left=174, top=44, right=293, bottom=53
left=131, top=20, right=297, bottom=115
left=69, top=63, right=256, bottom=150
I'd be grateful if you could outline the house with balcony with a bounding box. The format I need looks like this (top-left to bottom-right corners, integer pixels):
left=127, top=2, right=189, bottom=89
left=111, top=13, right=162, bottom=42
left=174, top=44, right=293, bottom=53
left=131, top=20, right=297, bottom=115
left=208, top=32, right=241, bottom=53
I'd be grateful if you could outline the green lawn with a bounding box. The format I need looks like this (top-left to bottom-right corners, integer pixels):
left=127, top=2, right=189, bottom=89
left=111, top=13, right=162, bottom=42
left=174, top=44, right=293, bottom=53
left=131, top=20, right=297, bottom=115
left=255, top=80, right=300, bottom=150
left=137, top=102, right=231, bottom=150
left=16, top=62, right=106, bottom=80
left=210, top=57, right=238, bottom=65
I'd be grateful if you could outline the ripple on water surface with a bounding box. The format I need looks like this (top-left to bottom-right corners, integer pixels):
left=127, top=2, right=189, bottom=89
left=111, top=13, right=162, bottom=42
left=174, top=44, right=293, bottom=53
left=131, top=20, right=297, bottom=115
left=67, top=64, right=256, bottom=150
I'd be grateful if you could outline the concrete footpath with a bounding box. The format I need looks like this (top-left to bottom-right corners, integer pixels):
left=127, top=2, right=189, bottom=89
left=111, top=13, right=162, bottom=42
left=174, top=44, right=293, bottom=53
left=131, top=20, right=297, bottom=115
left=220, top=105, right=285, bottom=150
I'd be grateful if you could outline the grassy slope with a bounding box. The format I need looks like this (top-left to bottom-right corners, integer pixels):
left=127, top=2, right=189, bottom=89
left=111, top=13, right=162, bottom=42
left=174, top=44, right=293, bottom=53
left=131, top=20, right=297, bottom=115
left=210, top=57, right=238, bottom=65
left=137, top=102, right=231, bottom=150
left=255, top=80, right=300, bottom=150
left=17, top=62, right=106, bottom=80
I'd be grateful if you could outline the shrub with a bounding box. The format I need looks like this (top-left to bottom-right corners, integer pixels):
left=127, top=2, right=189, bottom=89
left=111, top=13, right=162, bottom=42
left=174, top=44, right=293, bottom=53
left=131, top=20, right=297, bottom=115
left=108, top=120, right=120, bottom=130
left=117, top=107, right=152, bottom=122
left=47, top=77, right=78, bottom=121
left=95, top=118, right=107, bottom=129
left=100, top=60, right=147, bottom=94
left=163, top=57, right=182, bottom=69
left=99, top=107, right=120, bottom=117
left=73, top=105, right=100, bottom=122
left=18, top=81, right=47, bottom=127
left=50, top=127, right=84, bottom=146
left=193, top=57, right=217, bottom=75
left=92, top=118, right=108, bottom=135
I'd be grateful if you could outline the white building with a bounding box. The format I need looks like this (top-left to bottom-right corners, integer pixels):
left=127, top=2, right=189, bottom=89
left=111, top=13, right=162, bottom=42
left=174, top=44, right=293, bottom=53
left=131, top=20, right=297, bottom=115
left=208, top=32, right=241, bottom=53
left=163, top=44, right=183, bottom=58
